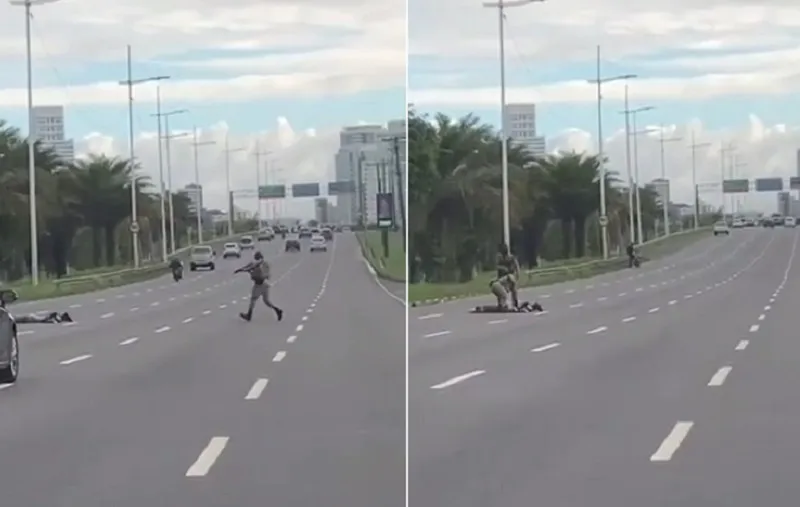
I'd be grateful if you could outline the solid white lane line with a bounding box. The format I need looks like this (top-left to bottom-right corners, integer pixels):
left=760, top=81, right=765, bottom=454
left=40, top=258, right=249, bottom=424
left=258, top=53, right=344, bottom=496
left=488, top=319, right=507, bottom=324
left=287, top=335, right=297, bottom=343
left=431, top=370, right=485, bottom=389
left=749, top=324, right=759, bottom=333
left=708, top=366, right=733, bottom=386
left=119, top=337, right=139, bottom=346
left=424, top=330, right=452, bottom=338
left=183, top=317, right=194, bottom=323
left=651, top=421, right=694, bottom=462
left=531, top=342, right=560, bottom=353
left=735, top=340, right=749, bottom=350
left=155, top=326, right=171, bottom=334
left=587, top=326, right=607, bottom=335
left=60, top=354, right=92, bottom=365
left=186, top=437, right=229, bottom=477
left=100, top=312, right=114, bottom=319
left=245, top=378, right=269, bottom=400
left=273, top=351, right=286, bottom=362
left=622, top=316, right=636, bottom=323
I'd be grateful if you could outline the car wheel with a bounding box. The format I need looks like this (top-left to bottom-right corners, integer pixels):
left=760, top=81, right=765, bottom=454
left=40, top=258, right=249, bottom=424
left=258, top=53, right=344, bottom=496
left=0, top=332, right=19, bottom=384
left=190, top=264, right=197, bottom=271
left=210, top=263, right=215, bottom=270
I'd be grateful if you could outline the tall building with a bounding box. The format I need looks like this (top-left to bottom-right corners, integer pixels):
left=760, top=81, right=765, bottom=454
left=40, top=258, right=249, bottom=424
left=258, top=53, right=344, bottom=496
left=647, top=178, right=670, bottom=207
left=32, top=105, right=74, bottom=163
left=778, top=191, right=791, bottom=216
left=333, top=120, right=406, bottom=227
left=504, top=103, right=545, bottom=156
left=180, top=183, right=203, bottom=215
left=314, top=197, right=329, bottom=223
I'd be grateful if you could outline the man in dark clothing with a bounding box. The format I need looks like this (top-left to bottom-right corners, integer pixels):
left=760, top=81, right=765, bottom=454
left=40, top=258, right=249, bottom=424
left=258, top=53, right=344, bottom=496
left=235, top=251, right=284, bottom=322
left=626, top=242, right=636, bottom=268
left=496, top=243, right=520, bottom=309
left=16, top=311, right=73, bottom=324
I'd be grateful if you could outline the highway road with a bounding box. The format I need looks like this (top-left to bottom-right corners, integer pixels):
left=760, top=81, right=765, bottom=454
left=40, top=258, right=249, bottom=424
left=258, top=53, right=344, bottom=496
left=0, top=232, right=404, bottom=507
left=409, top=227, right=797, bottom=507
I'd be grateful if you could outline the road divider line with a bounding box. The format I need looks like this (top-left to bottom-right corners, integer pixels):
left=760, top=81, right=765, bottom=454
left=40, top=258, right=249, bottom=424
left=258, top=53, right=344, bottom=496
left=668, top=300, right=677, bottom=305
left=60, top=354, right=92, bottom=365
left=186, top=437, right=229, bottom=477
left=758, top=314, right=765, bottom=321
left=431, top=370, right=485, bottom=390
left=273, top=351, right=286, bottom=362
left=245, top=379, right=269, bottom=400
left=488, top=319, right=507, bottom=324
left=119, top=337, right=139, bottom=346
left=183, top=317, right=194, bottom=323
left=155, top=326, right=171, bottom=334
left=587, top=326, right=607, bottom=335
left=622, top=316, right=636, bottom=323
left=18, top=330, right=34, bottom=336
left=708, top=366, right=732, bottom=386
left=651, top=421, right=694, bottom=462
left=100, top=312, right=114, bottom=319
left=648, top=307, right=660, bottom=313
left=749, top=324, right=759, bottom=333
left=531, top=343, right=560, bottom=353
left=597, top=297, right=608, bottom=301
left=287, top=335, right=297, bottom=343
left=295, top=324, right=303, bottom=332
left=735, top=340, right=749, bottom=350
left=424, top=330, right=452, bottom=338
left=569, top=303, right=584, bottom=308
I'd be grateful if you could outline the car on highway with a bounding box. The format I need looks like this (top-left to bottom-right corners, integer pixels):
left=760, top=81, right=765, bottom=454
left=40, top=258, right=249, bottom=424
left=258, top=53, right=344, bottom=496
left=713, top=221, right=730, bottom=236
left=321, top=227, right=333, bottom=241
left=257, top=228, right=274, bottom=241
left=222, top=242, right=242, bottom=259
left=732, top=218, right=745, bottom=228
left=309, top=234, right=328, bottom=252
left=786, top=216, right=797, bottom=228
left=285, top=234, right=301, bottom=252
left=240, top=235, right=255, bottom=250
left=771, top=213, right=784, bottom=226
left=298, top=227, right=312, bottom=239
left=189, top=245, right=216, bottom=271
left=0, top=289, right=19, bottom=383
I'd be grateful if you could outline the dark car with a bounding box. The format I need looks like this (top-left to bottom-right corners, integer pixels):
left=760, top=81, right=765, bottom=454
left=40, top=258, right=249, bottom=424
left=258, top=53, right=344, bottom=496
left=321, top=227, right=333, bottom=241
left=285, top=236, right=301, bottom=252
left=0, top=289, right=20, bottom=383
left=298, top=228, right=312, bottom=239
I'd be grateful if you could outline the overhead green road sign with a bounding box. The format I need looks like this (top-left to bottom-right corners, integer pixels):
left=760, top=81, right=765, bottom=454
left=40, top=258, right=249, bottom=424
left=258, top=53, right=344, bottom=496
left=755, top=178, right=783, bottom=192
left=328, top=181, right=355, bottom=194
left=258, top=185, right=286, bottom=199
left=722, top=179, right=749, bottom=193
left=292, top=183, right=320, bottom=197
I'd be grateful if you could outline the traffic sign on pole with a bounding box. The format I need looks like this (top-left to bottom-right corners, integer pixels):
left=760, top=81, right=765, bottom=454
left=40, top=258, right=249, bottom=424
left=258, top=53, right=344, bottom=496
left=598, top=215, right=608, bottom=227
left=130, top=221, right=140, bottom=234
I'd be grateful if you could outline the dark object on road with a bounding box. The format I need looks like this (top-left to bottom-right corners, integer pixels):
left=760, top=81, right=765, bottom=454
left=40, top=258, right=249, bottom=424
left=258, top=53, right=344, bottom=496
left=470, top=301, right=544, bottom=313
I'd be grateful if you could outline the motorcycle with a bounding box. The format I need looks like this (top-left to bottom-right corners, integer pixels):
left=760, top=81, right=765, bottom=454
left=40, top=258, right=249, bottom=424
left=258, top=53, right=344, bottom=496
left=172, top=265, right=183, bottom=282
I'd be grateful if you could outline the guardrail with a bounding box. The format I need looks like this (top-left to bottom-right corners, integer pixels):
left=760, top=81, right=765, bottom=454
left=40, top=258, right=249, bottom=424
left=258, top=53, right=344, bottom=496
left=521, top=227, right=712, bottom=283
left=51, top=230, right=260, bottom=292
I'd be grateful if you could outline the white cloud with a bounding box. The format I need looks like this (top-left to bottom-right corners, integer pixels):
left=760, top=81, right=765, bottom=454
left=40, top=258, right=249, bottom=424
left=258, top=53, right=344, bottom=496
left=547, top=115, right=800, bottom=213
left=0, top=0, right=404, bottom=103
left=78, top=117, right=344, bottom=219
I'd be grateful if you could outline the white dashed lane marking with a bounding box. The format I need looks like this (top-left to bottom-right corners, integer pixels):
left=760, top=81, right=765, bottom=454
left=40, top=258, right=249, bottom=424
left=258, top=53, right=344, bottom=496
left=587, top=326, right=607, bottom=335
left=245, top=378, right=269, bottom=400
left=424, top=330, right=451, bottom=338
left=651, top=421, right=694, bottom=462
left=155, top=326, right=171, bottom=334
left=735, top=340, right=749, bottom=350
left=186, top=437, right=229, bottom=477
left=119, top=337, right=139, bottom=346
left=531, top=342, right=560, bottom=353
left=431, top=370, right=485, bottom=390
left=708, top=366, right=732, bottom=386
left=272, top=351, right=286, bottom=362
left=60, top=354, right=92, bottom=366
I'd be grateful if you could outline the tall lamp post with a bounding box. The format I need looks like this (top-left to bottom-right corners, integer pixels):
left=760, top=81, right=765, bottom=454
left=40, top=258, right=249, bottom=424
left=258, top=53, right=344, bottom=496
left=689, top=131, right=711, bottom=229
left=224, top=135, right=246, bottom=235
left=620, top=104, right=655, bottom=244
left=10, top=0, right=61, bottom=284
left=657, top=124, right=682, bottom=237
left=163, top=129, right=189, bottom=253
left=481, top=0, right=545, bottom=250
left=118, top=46, right=169, bottom=267
left=191, top=127, right=215, bottom=244
left=587, top=47, right=635, bottom=259
left=253, top=142, right=271, bottom=223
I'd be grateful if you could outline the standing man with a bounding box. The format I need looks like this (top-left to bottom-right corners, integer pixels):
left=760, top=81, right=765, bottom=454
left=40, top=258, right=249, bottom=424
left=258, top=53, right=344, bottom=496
left=496, top=243, right=520, bottom=309
left=235, top=251, right=284, bottom=322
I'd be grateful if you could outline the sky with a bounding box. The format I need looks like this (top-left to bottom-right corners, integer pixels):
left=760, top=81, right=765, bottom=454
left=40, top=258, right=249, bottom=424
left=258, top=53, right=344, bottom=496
left=0, top=0, right=405, bottom=218
left=408, top=0, right=800, bottom=213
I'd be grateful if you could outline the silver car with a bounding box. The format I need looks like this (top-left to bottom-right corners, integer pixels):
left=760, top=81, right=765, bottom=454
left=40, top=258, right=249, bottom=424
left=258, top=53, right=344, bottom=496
left=0, top=289, right=20, bottom=383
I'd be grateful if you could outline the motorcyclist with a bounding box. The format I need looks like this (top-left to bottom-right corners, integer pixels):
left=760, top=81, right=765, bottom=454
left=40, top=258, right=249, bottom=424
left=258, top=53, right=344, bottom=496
left=234, top=251, right=284, bottom=322
left=169, top=256, right=183, bottom=280
left=496, top=242, right=520, bottom=309
left=626, top=242, right=639, bottom=268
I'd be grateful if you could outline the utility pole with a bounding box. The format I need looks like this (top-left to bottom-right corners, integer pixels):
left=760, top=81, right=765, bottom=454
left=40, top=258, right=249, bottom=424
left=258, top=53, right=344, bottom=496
left=159, top=112, right=188, bottom=253
left=224, top=135, right=246, bottom=235
left=118, top=47, right=169, bottom=267
left=587, top=46, right=635, bottom=259
left=689, top=131, right=711, bottom=229
left=657, top=124, right=682, bottom=237
left=382, top=135, right=407, bottom=251
left=620, top=104, right=655, bottom=244
left=253, top=142, right=271, bottom=224
left=191, top=127, right=215, bottom=244
left=720, top=142, right=736, bottom=218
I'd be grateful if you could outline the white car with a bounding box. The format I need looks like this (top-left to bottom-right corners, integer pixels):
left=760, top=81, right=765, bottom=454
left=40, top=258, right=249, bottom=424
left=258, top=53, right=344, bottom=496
left=309, top=234, right=328, bottom=252
left=189, top=245, right=215, bottom=271
left=222, top=242, right=241, bottom=259
left=732, top=218, right=745, bottom=228
left=240, top=235, right=255, bottom=250
left=713, top=221, right=730, bottom=236
left=785, top=216, right=797, bottom=228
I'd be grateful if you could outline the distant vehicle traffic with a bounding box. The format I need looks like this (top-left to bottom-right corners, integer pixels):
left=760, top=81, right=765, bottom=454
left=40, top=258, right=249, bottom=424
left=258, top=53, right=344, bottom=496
left=310, top=234, right=328, bottom=252
left=285, top=235, right=301, bottom=252
left=713, top=221, right=730, bottom=236
left=240, top=235, right=255, bottom=250
left=222, top=242, right=242, bottom=259
left=785, top=216, right=796, bottom=228
left=190, top=245, right=216, bottom=271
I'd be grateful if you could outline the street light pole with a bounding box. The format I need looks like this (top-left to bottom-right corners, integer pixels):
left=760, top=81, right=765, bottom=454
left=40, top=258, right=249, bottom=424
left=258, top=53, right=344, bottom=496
left=11, top=0, right=60, bottom=284
left=118, top=47, right=169, bottom=268
left=482, top=0, right=544, bottom=250
left=224, top=135, right=246, bottom=236
left=689, top=131, right=711, bottom=230
left=720, top=143, right=736, bottom=217
left=163, top=127, right=189, bottom=253
left=620, top=103, right=655, bottom=244
left=587, top=47, right=635, bottom=259
left=151, top=86, right=168, bottom=261
left=657, top=124, right=682, bottom=237
left=191, top=127, right=215, bottom=244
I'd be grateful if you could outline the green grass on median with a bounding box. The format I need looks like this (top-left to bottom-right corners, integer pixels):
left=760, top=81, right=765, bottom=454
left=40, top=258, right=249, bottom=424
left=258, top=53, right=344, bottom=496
left=408, top=227, right=711, bottom=304
left=357, top=230, right=405, bottom=282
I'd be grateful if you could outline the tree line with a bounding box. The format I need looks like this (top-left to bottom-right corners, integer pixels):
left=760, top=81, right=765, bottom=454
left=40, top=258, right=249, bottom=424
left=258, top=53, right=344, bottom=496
left=0, top=119, right=202, bottom=282
left=408, top=108, right=694, bottom=284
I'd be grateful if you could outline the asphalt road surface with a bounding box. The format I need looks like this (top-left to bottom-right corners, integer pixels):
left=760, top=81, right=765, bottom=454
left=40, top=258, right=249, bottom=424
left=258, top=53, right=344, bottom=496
left=0, top=232, right=404, bottom=507
left=410, top=227, right=799, bottom=507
